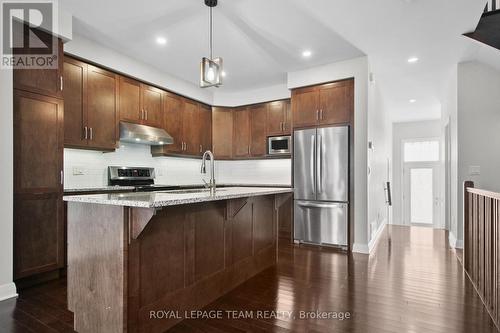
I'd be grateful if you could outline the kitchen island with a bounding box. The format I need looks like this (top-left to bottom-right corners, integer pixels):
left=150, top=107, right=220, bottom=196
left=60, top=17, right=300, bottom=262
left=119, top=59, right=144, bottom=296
left=64, top=187, right=292, bottom=333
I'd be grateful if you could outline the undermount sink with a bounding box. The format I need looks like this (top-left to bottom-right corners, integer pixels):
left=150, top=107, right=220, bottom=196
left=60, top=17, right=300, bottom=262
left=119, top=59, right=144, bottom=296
left=161, top=188, right=227, bottom=194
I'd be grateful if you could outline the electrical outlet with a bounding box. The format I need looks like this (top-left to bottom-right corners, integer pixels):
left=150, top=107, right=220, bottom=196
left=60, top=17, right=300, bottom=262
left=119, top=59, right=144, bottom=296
left=72, top=167, right=85, bottom=176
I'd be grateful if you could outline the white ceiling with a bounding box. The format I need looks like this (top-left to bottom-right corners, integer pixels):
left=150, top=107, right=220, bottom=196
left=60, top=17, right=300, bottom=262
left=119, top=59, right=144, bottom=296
left=61, top=0, right=488, bottom=122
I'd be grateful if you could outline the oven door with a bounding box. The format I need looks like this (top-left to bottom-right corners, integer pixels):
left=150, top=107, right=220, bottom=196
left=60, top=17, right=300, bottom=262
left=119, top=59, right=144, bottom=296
left=268, top=136, right=291, bottom=155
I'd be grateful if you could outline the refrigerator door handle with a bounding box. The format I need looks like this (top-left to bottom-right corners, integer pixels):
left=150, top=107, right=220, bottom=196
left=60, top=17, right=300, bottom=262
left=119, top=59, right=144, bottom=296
left=297, top=202, right=346, bottom=209
left=310, top=135, right=315, bottom=195
left=317, top=134, right=322, bottom=194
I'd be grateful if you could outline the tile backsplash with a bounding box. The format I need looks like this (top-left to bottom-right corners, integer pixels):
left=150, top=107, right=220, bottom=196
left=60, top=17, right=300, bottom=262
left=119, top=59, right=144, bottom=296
left=64, top=143, right=291, bottom=189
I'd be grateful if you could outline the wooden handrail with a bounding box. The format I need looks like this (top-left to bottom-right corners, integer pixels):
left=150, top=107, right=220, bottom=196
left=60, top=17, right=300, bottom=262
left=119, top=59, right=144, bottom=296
left=463, top=180, right=500, bottom=330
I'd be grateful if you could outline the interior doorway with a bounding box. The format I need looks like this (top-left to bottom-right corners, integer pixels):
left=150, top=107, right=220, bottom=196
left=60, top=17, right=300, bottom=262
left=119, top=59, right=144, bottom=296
left=402, top=139, right=441, bottom=227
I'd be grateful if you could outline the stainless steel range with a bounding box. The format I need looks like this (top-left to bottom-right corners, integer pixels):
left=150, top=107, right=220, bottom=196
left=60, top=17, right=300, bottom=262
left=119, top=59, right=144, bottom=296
left=108, top=166, right=180, bottom=192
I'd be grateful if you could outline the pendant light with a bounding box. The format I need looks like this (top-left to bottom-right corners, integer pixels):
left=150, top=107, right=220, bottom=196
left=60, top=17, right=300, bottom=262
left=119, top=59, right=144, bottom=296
left=200, top=0, right=223, bottom=88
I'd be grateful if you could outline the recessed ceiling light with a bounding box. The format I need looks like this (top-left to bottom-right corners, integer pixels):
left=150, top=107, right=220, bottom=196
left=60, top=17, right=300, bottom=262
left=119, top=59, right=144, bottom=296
left=135, top=138, right=141, bottom=142
left=221, top=71, right=227, bottom=77
left=407, top=57, right=419, bottom=63
left=302, top=50, right=312, bottom=58
left=409, top=99, right=416, bottom=103
left=156, top=37, right=167, bottom=45
left=159, top=141, right=164, bottom=145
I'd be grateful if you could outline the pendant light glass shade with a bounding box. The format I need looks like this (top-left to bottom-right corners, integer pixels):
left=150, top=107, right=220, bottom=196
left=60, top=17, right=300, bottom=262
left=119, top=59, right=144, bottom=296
left=200, top=57, right=223, bottom=87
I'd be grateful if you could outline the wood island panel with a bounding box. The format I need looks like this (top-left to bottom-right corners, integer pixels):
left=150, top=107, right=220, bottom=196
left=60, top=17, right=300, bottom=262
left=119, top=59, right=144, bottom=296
left=67, top=194, right=284, bottom=333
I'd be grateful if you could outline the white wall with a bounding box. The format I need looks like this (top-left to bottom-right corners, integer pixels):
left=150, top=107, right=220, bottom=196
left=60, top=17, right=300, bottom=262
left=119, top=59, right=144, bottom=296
left=391, top=120, right=442, bottom=226
left=64, top=34, right=213, bottom=105
left=213, top=84, right=290, bottom=107
left=287, top=56, right=370, bottom=253
left=0, top=66, right=17, bottom=301
left=64, top=144, right=291, bottom=189
left=456, top=61, right=500, bottom=246
left=367, top=77, right=391, bottom=251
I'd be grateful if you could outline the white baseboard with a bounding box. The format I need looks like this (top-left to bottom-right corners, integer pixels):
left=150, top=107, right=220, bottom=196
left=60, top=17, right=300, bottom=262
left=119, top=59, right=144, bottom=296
left=368, top=219, right=386, bottom=253
left=352, top=243, right=369, bottom=254
left=0, top=282, right=17, bottom=301
left=448, top=232, right=463, bottom=249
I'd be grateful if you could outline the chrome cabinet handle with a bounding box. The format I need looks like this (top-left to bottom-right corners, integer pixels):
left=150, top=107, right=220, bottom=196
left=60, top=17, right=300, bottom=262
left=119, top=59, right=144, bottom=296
left=84, top=126, right=88, bottom=140
left=60, top=76, right=63, bottom=91
left=89, top=127, right=93, bottom=141
left=60, top=170, right=64, bottom=185
left=145, top=109, right=148, bottom=121
left=200, top=144, right=203, bottom=153
left=320, top=109, right=323, bottom=120
left=316, top=110, right=319, bottom=121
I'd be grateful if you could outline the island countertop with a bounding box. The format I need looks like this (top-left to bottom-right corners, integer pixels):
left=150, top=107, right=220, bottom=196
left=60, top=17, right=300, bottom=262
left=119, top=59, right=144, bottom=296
left=63, top=186, right=293, bottom=208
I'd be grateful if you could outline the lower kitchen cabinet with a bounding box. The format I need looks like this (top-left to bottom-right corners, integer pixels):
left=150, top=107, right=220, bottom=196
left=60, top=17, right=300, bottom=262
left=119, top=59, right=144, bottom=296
left=14, top=193, right=64, bottom=279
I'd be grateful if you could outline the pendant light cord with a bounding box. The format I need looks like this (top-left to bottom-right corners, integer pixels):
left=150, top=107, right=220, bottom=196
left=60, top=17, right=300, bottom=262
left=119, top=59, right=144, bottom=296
left=209, top=6, right=213, bottom=60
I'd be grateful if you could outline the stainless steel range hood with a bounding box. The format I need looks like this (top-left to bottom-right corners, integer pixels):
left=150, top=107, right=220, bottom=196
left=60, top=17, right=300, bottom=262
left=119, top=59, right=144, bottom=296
left=119, top=122, right=173, bottom=146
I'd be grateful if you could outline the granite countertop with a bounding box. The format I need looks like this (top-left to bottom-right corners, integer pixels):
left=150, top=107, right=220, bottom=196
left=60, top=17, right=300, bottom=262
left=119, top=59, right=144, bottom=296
left=63, top=186, right=136, bottom=193
left=63, top=184, right=292, bottom=194
left=63, top=187, right=293, bottom=208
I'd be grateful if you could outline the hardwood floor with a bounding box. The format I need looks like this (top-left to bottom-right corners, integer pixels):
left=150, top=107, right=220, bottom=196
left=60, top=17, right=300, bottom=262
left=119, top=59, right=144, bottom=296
left=1, top=225, right=497, bottom=332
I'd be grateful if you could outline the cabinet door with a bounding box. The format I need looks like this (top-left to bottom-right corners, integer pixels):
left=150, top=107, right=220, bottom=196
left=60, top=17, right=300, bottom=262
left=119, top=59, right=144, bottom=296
left=182, top=99, right=200, bottom=155
left=142, top=84, right=163, bottom=128
left=250, top=104, right=267, bottom=157
left=87, top=65, right=118, bottom=150
left=319, top=79, right=353, bottom=125
left=163, top=92, right=184, bottom=153
left=292, top=86, right=319, bottom=128
left=14, top=90, right=63, bottom=194
left=14, top=193, right=64, bottom=279
left=119, top=76, right=142, bottom=123
left=13, top=23, right=63, bottom=99
left=212, top=107, right=233, bottom=159
left=232, top=107, right=251, bottom=158
left=199, top=104, right=212, bottom=154
left=283, top=99, right=292, bottom=135
left=63, top=57, right=88, bottom=147
left=267, top=100, right=286, bottom=136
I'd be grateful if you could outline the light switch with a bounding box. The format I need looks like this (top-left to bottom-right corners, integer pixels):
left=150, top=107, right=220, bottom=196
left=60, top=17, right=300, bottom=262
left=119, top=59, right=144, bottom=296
left=469, top=166, right=481, bottom=176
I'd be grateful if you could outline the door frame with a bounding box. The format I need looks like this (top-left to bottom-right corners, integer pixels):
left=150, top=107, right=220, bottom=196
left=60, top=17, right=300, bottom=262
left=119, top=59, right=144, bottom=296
left=400, top=137, right=441, bottom=228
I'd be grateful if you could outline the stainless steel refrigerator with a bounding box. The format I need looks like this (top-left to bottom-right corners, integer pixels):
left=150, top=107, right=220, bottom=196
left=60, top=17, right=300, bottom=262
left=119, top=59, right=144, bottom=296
left=293, top=126, right=349, bottom=248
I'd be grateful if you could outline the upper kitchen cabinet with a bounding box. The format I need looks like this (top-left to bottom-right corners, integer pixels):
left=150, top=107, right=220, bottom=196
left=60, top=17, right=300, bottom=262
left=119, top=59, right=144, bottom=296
left=182, top=98, right=201, bottom=155
left=160, top=92, right=184, bottom=153
left=232, top=107, right=251, bottom=158
left=86, top=65, right=118, bottom=150
left=13, top=24, right=64, bottom=99
left=249, top=104, right=267, bottom=157
left=292, top=79, right=354, bottom=128
left=63, top=56, right=118, bottom=151
left=267, top=100, right=291, bottom=136
left=118, top=76, right=142, bottom=123
left=212, top=107, right=233, bottom=159
left=319, top=79, right=353, bottom=125
left=141, top=84, right=163, bottom=128
left=291, top=86, right=319, bottom=128
left=199, top=104, right=212, bottom=154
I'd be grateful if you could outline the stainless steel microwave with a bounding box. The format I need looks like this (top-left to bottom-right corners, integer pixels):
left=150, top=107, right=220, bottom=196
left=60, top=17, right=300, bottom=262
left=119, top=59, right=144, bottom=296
left=268, top=136, right=291, bottom=155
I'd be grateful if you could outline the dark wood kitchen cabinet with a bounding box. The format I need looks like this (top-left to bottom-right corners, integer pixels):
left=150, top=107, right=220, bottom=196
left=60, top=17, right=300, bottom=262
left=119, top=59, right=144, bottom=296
left=182, top=98, right=200, bottom=155
left=249, top=103, right=268, bottom=157
left=119, top=76, right=163, bottom=127
left=13, top=89, right=64, bottom=279
left=118, top=76, right=142, bottom=123
left=141, top=84, right=163, bottom=128
left=160, top=92, right=184, bottom=153
left=292, top=79, right=354, bottom=128
left=13, top=23, right=64, bottom=99
left=232, top=107, right=251, bottom=158
left=267, top=100, right=291, bottom=136
left=63, top=56, right=118, bottom=151
left=199, top=104, right=212, bottom=154
left=212, top=107, right=233, bottom=159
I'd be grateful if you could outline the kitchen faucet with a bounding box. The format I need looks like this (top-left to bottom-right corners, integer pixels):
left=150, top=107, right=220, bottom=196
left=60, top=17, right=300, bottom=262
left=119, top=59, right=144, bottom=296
left=201, top=150, right=216, bottom=194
